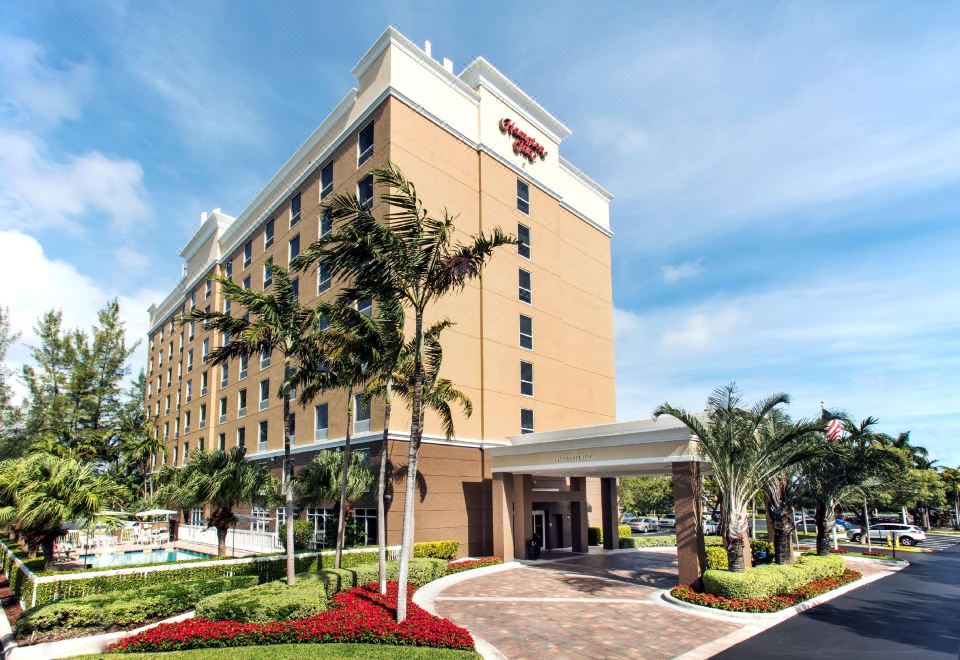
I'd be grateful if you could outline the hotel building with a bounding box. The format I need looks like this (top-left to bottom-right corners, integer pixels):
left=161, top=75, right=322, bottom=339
left=145, top=27, right=616, bottom=557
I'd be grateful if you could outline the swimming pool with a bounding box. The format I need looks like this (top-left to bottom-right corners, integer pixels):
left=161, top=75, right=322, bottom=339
left=78, top=548, right=210, bottom=569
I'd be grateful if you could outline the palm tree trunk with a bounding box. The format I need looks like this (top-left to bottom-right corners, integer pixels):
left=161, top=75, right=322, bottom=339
left=396, top=308, right=425, bottom=623
left=217, top=524, right=228, bottom=557
left=283, top=387, right=295, bottom=585
left=42, top=537, right=56, bottom=571
left=377, top=378, right=392, bottom=594
left=814, top=498, right=834, bottom=556
left=771, top=505, right=794, bottom=564
left=335, top=388, right=354, bottom=569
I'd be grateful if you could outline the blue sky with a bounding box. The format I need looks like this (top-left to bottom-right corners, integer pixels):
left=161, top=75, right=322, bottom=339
left=0, top=2, right=957, bottom=464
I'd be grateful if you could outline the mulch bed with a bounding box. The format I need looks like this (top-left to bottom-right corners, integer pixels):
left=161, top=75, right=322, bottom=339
left=0, top=573, right=23, bottom=627
left=672, top=569, right=863, bottom=613
left=16, top=614, right=180, bottom=647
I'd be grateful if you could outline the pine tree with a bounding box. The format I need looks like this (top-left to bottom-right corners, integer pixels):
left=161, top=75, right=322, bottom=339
left=0, top=307, right=23, bottom=459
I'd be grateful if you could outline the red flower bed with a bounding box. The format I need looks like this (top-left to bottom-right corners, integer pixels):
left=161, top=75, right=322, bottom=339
left=109, top=583, right=473, bottom=654
left=862, top=551, right=886, bottom=557
left=671, top=569, right=862, bottom=613
left=446, top=557, right=502, bottom=574
left=829, top=548, right=849, bottom=554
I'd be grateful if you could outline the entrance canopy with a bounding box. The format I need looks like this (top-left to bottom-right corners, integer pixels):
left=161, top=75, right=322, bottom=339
left=492, top=418, right=704, bottom=478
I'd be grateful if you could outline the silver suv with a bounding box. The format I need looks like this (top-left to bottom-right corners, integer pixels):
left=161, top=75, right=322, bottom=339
left=851, top=523, right=926, bottom=546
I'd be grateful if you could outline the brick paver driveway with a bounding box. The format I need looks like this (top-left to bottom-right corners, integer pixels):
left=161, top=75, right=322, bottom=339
left=433, top=549, right=744, bottom=659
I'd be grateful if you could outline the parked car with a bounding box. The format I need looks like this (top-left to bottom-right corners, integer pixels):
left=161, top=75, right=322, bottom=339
left=659, top=513, right=676, bottom=528
left=850, top=523, right=926, bottom=546
left=629, top=517, right=660, bottom=533
left=702, top=518, right=719, bottom=535
left=621, top=512, right=638, bottom=524
left=793, top=512, right=817, bottom=526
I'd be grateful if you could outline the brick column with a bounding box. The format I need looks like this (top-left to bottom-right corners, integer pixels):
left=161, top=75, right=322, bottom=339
left=512, top=474, right=532, bottom=559
left=600, top=477, right=619, bottom=550
left=492, top=472, right=515, bottom=561
left=570, top=477, right=588, bottom=553
left=672, top=461, right=706, bottom=588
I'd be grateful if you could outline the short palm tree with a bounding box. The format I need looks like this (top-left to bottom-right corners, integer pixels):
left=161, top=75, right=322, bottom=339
left=655, top=384, right=823, bottom=572
left=294, top=162, right=510, bottom=621
left=162, top=447, right=277, bottom=556
left=185, top=263, right=316, bottom=584
left=293, top=449, right=374, bottom=547
left=0, top=452, right=124, bottom=568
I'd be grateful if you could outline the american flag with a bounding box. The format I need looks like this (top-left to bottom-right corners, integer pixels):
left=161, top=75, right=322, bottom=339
left=825, top=418, right=843, bottom=441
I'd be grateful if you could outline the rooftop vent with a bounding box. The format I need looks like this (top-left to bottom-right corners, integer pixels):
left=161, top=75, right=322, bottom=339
left=424, top=40, right=432, bottom=57
left=442, top=57, right=453, bottom=73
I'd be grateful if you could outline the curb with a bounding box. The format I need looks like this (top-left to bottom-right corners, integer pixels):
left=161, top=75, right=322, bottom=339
left=414, top=562, right=520, bottom=660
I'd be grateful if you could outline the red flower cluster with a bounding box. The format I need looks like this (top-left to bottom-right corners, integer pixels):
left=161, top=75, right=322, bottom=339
left=446, top=557, right=502, bottom=575
left=671, top=569, right=862, bottom=613
left=829, top=548, right=849, bottom=554
left=862, top=551, right=886, bottom=557
left=108, top=583, right=474, bottom=654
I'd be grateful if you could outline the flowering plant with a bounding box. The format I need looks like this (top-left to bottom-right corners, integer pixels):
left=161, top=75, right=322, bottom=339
left=671, top=569, right=861, bottom=613
left=446, top=557, right=502, bottom=574
left=109, top=583, right=474, bottom=653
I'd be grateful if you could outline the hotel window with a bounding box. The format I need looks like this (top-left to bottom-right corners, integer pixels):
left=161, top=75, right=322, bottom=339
left=174, top=418, right=180, bottom=439
left=224, top=298, right=231, bottom=315
left=289, top=234, right=300, bottom=264
left=220, top=362, right=228, bottom=387
left=354, top=393, right=371, bottom=434
left=198, top=437, right=204, bottom=451
left=243, top=275, right=251, bottom=290
left=314, top=403, right=328, bottom=441
left=173, top=446, right=179, bottom=465
left=158, top=351, right=163, bottom=367
left=183, top=442, right=190, bottom=464
left=163, top=421, right=169, bottom=440
left=258, top=420, right=268, bottom=451
left=519, top=269, right=532, bottom=304
left=155, top=401, right=159, bottom=416
left=307, top=507, right=332, bottom=545
left=238, top=389, right=247, bottom=417
left=239, top=354, right=248, bottom=379
left=243, top=240, right=252, bottom=267
left=317, top=261, right=331, bottom=293
left=251, top=506, right=269, bottom=533
left=225, top=259, right=233, bottom=280
left=217, top=432, right=225, bottom=451
left=518, top=223, right=531, bottom=259
left=191, top=507, right=204, bottom=525
left=166, top=368, right=172, bottom=387
left=149, top=357, right=154, bottom=374
left=264, top=217, right=275, bottom=248
left=260, top=379, right=270, bottom=410
left=353, top=508, right=378, bottom=545
left=290, top=192, right=301, bottom=227
left=276, top=506, right=300, bottom=529
left=184, top=411, right=191, bottom=433
left=201, top=370, right=208, bottom=395
left=165, top=395, right=170, bottom=414
left=190, top=291, right=196, bottom=310
left=205, top=278, right=212, bottom=298
left=150, top=336, right=155, bottom=351
left=320, top=211, right=332, bottom=237
left=519, top=314, right=533, bottom=350
left=521, top=408, right=535, bottom=434
left=177, top=362, right=183, bottom=381
left=357, top=296, right=372, bottom=317
left=358, top=174, right=374, bottom=210
left=189, top=319, right=195, bottom=339
left=186, top=380, right=193, bottom=401
left=156, top=376, right=161, bottom=393
left=358, top=121, right=374, bottom=165
left=320, top=161, right=333, bottom=199
left=237, top=426, right=245, bottom=449
left=179, top=333, right=184, bottom=353
left=520, top=361, right=534, bottom=396
left=288, top=412, right=296, bottom=445
left=176, top=389, right=181, bottom=409
left=199, top=403, right=207, bottom=428
left=219, top=397, right=227, bottom=423
left=517, top=179, right=530, bottom=214
left=261, top=348, right=271, bottom=369
left=147, top=381, right=152, bottom=397
left=159, top=327, right=164, bottom=343
left=187, top=349, right=194, bottom=372
left=291, top=277, right=299, bottom=301
left=168, top=343, right=174, bottom=359
left=202, top=338, right=209, bottom=360
left=263, top=259, right=273, bottom=288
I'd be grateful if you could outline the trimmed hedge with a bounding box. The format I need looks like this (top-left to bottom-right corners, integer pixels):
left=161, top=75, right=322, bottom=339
left=705, top=545, right=728, bottom=570
left=195, top=577, right=327, bottom=623
left=588, top=527, right=602, bottom=546
left=620, top=535, right=677, bottom=549
left=703, top=554, right=845, bottom=599
left=414, top=540, right=460, bottom=560
left=618, top=525, right=632, bottom=538
left=15, top=574, right=257, bottom=637
left=277, top=521, right=314, bottom=553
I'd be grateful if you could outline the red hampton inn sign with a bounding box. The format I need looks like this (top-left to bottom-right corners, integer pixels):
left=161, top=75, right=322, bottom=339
left=499, top=118, right=547, bottom=163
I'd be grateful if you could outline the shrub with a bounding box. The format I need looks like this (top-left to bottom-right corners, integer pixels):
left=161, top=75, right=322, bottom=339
left=619, top=537, right=637, bottom=549
left=110, top=583, right=474, bottom=653
left=618, top=525, right=632, bottom=538
left=414, top=540, right=460, bottom=560
left=704, top=536, right=724, bottom=546
left=16, top=575, right=257, bottom=637
left=703, top=554, right=845, bottom=599
left=277, top=521, right=314, bottom=553
left=705, top=545, right=728, bottom=570
left=588, top=527, right=602, bottom=546
left=672, top=569, right=861, bottom=613
left=196, top=577, right=327, bottom=623
left=751, top=539, right=774, bottom=564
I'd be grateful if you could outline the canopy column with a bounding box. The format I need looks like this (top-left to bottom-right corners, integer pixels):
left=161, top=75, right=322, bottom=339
left=672, top=460, right=706, bottom=588
left=600, top=477, right=619, bottom=550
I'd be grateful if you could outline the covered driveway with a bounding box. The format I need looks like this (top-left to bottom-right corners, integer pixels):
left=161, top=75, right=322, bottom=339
left=431, top=550, right=746, bottom=659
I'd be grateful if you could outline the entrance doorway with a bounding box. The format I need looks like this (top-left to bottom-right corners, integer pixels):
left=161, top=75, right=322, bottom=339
left=532, top=510, right=546, bottom=549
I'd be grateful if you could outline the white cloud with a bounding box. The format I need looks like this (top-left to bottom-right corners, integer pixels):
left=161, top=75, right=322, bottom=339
left=661, top=259, right=704, bottom=283
left=587, top=117, right=650, bottom=155
left=0, top=231, right=163, bottom=399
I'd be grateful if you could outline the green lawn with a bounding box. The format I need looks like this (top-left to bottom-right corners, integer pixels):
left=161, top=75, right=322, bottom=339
left=72, top=644, right=480, bottom=660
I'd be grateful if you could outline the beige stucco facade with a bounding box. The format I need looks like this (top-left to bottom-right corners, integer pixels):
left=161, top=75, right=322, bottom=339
left=144, top=28, right=615, bottom=556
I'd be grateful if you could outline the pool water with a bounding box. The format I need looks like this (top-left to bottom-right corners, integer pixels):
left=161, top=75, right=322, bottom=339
left=78, top=549, right=210, bottom=568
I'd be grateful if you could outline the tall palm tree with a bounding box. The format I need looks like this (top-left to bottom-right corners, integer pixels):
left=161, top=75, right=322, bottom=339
left=0, top=452, right=124, bottom=569
left=161, top=447, right=277, bottom=556
left=123, top=426, right=166, bottom=499
left=293, top=449, right=374, bottom=548
left=654, top=384, right=822, bottom=572
left=294, top=162, right=512, bottom=621
left=185, top=263, right=316, bottom=584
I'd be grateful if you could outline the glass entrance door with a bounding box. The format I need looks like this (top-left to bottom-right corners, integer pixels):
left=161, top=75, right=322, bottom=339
left=532, top=510, right=546, bottom=549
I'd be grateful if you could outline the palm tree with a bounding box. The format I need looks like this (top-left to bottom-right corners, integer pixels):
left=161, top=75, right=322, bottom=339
left=654, top=384, right=822, bottom=572
left=802, top=416, right=904, bottom=555
left=162, top=447, right=276, bottom=556
left=294, top=449, right=374, bottom=548
left=294, top=162, right=512, bottom=621
left=940, top=467, right=960, bottom=530
left=184, top=263, right=316, bottom=584
left=123, top=427, right=166, bottom=499
left=0, top=452, right=124, bottom=569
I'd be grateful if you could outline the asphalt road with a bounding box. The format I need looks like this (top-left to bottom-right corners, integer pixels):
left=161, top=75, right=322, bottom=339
left=714, top=539, right=960, bottom=659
